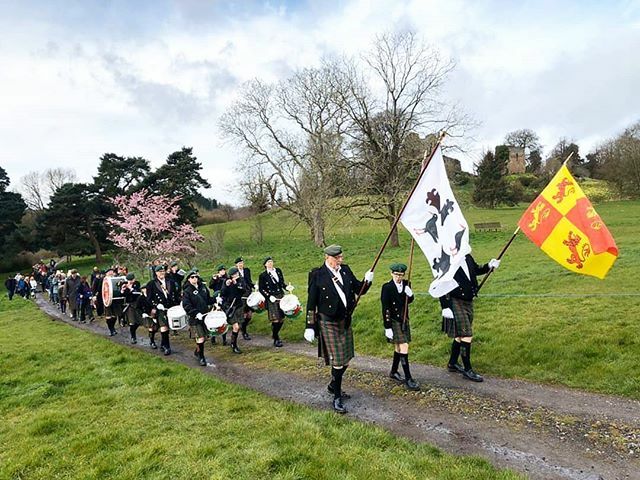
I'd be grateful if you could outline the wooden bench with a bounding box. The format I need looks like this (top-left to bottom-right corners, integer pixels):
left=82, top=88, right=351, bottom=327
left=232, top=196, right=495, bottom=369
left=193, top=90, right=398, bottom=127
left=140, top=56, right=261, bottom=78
left=474, top=222, right=502, bottom=232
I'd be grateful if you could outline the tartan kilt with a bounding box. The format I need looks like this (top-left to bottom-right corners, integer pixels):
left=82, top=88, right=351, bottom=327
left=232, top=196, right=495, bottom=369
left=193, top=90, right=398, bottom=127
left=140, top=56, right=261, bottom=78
left=156, top=309, right=169, bottom=329
left=266, top=296, right=284, bottom=323
left=124, top=305, right=142, bottom=326
left=105, top=300, right=124, bottom=318
left=318, top=314, right=354, bottom=366
left=443, top=297, right=473, bottom=338
left=191, top=320, right=208, bottom=339
left=227, top=306, right=244, bottom=325
left=391, top=319, right=411, bottom=344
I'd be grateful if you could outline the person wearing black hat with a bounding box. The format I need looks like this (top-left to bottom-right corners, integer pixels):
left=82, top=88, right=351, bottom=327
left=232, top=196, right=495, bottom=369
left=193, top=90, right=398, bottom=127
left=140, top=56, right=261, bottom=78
left=167, top=261, right=186, bottom=296
left=121, top=272, right=142, bottom=344
left=221, top=266, right=245, bottom=354
left=234, top=256, right=254, bottom=340
left=182, top=269, right=216, bottom=366
left=381, top=263, right=419, bottom=391
left=146, top=265, right=180, bottom=355
left=440, top=254, right=500, bottom=382
left=258, top=256, right=287, bottom=347
left=304, top=244, right=374, bottom=414
left=208, top=264, right=228, bottom=346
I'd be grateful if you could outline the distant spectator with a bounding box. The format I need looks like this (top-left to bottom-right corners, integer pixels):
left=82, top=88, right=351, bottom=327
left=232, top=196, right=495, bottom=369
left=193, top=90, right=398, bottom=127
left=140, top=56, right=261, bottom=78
left=4, top=276, right=17, bottom=300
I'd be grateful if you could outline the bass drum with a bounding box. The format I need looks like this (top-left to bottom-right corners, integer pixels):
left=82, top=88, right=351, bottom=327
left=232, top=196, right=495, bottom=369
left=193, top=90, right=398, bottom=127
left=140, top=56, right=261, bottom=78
left=204, top=310, right=229, bottom=336
left=102, top=276, right=126, bottom=307
left=279, top=294, right=302, bottom=319
left=246, top=291, right=266, bottom=313
left=167, top=305, right=188, bottom=330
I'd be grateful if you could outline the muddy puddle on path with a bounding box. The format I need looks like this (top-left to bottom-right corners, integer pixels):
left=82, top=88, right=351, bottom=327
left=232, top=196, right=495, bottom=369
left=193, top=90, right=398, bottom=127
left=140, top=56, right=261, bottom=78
left=37, top=296, right=639, bottom=480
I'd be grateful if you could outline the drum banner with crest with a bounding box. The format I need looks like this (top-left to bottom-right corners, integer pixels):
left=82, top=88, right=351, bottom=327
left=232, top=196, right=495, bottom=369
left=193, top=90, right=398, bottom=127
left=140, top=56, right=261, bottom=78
left=399, top=144, right=471, bottom=298
left=517, top=164, right=618, bottom=279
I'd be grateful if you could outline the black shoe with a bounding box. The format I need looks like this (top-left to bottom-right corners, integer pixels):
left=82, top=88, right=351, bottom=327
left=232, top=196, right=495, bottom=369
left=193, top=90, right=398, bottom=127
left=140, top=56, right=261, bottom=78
left=462, top=369, right=484, bottom=382
left=199, top=357, right=207, bottom=366
left=210, top=337, right=216, bottom=344
left=332, top=398, right=347, bottom=414
left=389, top=371, right=404, bottom=383
left=447, top=363, right=465, bottom=373
left=160, top=345, right=166, bottom=353
left=327, top=383, right=351, bottom=399
left=131, top=338, right=137, bottom=344
left=222, top=339, right=228, bottom=346
left=242, top=333, right=251, bottom=341
left=405, top=378, right=420, bottom=391
left=109, top=330, right=117, bottom=336
left=231, top=345, right=242, bottom=354
left=273, top=339, right=283, bottom=348
left=194, top=348, right=199, bottom=358
left=150, top=342, right=157, bottom=350
left=164, top=348, right=171, bottom=356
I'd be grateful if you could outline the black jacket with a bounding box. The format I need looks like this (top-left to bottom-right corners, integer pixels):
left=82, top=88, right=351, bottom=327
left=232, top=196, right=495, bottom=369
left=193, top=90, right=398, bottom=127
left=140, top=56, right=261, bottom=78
left=306, top=264, right=370, bottom=325
left=182, top=282, right=215, bottom=319
left=439, top=254, right=490, bottom=309
left=220, top=278, right=245, bottom=312
left=121, top=280, right=142, bottom=306
left=381, top=279, right=414, bottom=328
left=258, top=268, right=286, bottom=298
left=209, top=274, right=227, bottom=293
left=237, top=267, right=254, bottom=294
left=145, top=277, right=180, bottom=309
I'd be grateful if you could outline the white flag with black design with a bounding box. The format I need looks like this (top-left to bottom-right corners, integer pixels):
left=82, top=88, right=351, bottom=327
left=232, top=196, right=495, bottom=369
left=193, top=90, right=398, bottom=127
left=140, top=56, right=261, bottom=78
left=399, top=145, right=471, bottom=298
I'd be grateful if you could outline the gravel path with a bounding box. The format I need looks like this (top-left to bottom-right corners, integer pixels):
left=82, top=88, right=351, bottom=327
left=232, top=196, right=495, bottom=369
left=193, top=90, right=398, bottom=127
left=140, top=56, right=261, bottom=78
left=36, top=296, right=639, bottom=480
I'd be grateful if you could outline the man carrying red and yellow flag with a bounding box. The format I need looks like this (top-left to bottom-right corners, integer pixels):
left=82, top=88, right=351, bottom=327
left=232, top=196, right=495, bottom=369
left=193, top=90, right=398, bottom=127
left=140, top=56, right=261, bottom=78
left=518, top=164, right=618, bottom=279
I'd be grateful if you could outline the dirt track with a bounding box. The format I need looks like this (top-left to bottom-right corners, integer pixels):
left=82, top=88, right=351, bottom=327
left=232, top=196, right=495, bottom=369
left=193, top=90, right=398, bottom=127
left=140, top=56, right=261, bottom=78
left=36, top=296, right=639, bottom=480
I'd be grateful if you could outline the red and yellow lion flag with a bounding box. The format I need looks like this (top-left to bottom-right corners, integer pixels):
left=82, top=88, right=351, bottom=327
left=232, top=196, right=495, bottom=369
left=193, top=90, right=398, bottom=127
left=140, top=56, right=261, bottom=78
left=517, top=165, right=618, bottom=279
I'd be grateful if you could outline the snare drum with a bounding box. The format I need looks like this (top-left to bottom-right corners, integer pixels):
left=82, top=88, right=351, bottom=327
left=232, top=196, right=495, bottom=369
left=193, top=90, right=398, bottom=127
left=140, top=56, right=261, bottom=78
left=204, top=310, right=229, bottom=336
left=167, top=305, right=188, bottom=330
left=246, top=291, right=266, bottom=313
left=279, top=294, right=302, bottom=318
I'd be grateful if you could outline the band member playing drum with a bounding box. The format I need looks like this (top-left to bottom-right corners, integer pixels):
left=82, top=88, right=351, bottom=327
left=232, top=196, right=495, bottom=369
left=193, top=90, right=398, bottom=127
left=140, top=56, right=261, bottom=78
left=208, top=264, right=228, bottom=346
left=304, top=245, right=374, bottom=414
left=182, top=268, right=216, bottom=366
left=258, top=256, right=287, bottom=347
left=103, top=268, right=122, bottom=336
left=221, top=266, right=245, bottom=354
left=234, top=257, right=254, bottom=340
left=381, top=263, right=419, bottom=391
left=146, top=265, right=180, bottom=355
left=121, top=272, right=142, bottom=344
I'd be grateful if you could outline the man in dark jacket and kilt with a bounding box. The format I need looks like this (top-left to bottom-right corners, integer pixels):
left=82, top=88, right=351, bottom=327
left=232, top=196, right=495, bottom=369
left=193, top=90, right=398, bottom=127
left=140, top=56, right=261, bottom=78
left=103, top=268, right=124, bottom=336
left=146, top=265, right=180, bottom=355
left=121, top=272, right=142, bottom=344
left=208, top=264, right=228, bottom=346
left=439, top=253, right=500, bottom=382
left=182, top=269, right=216, bottom=366
left=381, top=263, right=419, bottom=391
left=234, top=257, right=254, bottom=340
left=221, top=266, right=245, bottom=354
left=258, top=256, right=287, bottom=347
left=304, top=245, right=374, bottom=414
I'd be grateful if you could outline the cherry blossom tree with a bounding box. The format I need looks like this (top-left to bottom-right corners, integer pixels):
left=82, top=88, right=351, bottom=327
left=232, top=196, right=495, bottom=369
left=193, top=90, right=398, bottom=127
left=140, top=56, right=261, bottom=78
left=107, top=188, right=204, bottom=272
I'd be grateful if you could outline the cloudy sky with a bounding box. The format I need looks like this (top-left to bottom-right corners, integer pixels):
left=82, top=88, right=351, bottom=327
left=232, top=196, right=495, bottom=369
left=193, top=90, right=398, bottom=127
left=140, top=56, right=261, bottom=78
left=1, top=0, right=638, bottom=205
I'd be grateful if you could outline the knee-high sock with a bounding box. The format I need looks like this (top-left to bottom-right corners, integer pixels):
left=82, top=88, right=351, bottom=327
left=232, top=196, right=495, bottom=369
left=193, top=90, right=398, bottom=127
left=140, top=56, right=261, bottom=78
left=106, top=317, right=116, bottom=332
left=241, top=319, right=250, bottom=334
left=449, top=339, right=461, bottom=366
left=400, top=353, right=412, bottom=380
left=129, top=324, right=138, bottom=339
left=460, top=341, right=473, bottom=371
left=198, top=342, right=205, bottom=359
left=331, top=367, right=345, bottom=399
left=161, top=331, right=170, bottom=349
left=272, top=322, right=283, bottom=340
left=391, top=351, right=401, bottom=373
left=231, top=331, right=239, bottom=347
left=149, top=330, right=155, bottom=343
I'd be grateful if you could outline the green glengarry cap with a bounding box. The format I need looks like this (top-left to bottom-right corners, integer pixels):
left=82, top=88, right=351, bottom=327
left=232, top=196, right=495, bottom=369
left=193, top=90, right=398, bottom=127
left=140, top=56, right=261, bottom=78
left=323, top=244, right=342, bottom=256
left=216, top=264, right=226, bottom=272
left=170, top=261, right=178, bottom=267
left=389, top=263, right=407, bottom=273
left=228, top=266, right=239, bottom=276
left=153, top=265, right=165, bottom=273
left=125, top=273, right=135, bottom=281
left=186, top=268, right=200, bottom=278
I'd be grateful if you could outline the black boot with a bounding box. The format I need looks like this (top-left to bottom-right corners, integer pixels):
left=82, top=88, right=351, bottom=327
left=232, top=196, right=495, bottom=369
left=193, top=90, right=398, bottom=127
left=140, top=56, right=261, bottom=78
left=460, top=341, right=483, bottom=382
left=129, top=324, right=138, bottom=344
left=149, top=331, right=157, bottom=349
left=231, top=331, right=241, bottom=354
left=241, top=319, right=251, bottom=340
left=161, top=331, right=171, bottom=355
left=272, top=322, right=283, bottom=347
left=389, top=351, right=403, bottom=381
left=447, top=339, right=464, bottom=373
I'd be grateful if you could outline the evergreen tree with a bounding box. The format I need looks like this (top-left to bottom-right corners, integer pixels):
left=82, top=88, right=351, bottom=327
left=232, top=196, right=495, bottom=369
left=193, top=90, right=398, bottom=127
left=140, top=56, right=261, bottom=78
left=473, top=150, right=509, bottom=208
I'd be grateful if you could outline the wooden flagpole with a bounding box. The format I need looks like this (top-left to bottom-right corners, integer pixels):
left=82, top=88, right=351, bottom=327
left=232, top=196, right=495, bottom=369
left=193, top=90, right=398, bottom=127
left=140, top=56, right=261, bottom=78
left=350, top=131, right=447, bottom=315
left=477, top=151, right=575, bottom=293
left=401, top=238, right=416, bottom=325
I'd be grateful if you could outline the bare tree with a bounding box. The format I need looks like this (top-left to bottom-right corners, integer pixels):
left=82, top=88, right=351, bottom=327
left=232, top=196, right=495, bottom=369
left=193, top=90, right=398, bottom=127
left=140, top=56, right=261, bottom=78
left=597, top=121, right=640, bottom=198
left=332, top=31, right=470, bottom=247
left=220, top=66, right=350, bottom=246
left=20, top=168, right=77, bottom=211
left=44, top=168, right=77, bottom=197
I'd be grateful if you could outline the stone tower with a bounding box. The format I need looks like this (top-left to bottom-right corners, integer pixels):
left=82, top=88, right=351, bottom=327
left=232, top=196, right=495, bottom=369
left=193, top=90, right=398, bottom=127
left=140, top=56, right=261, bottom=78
left=507, top=146, right=525, bottom=174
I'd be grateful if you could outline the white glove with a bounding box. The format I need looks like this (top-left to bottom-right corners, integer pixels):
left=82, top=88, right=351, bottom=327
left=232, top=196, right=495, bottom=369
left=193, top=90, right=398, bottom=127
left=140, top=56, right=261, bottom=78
left=269, top=295, right=276, bottom=303
left=488, top=258, right=501, bottom=270
left=216, top=296, right=223, bottom=305
left=442, top=308, right=454, bottom=319
left=364, top=270, right=374, bottom=283
left=156, top=303, right=165, bottom=311
left=196, top=312, right=204, bottom=320
left=142, top=313, right=149, bottom=319
left=384, top=328, right=393, bottom=340
left=404, top=286, right=413, bottom=297
left=304, top=328, right=315, bottom=342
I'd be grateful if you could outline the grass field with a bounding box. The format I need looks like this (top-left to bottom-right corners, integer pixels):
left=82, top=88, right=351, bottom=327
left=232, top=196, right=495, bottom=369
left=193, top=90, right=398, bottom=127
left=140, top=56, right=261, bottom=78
left=8, top=199, right=638, bottom=399
left=0, top=296, right=520, bottom=480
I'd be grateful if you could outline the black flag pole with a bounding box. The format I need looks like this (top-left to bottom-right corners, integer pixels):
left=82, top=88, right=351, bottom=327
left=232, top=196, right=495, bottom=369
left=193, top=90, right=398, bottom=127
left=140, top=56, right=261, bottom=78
left=350, top=130, right=447, bottom=316
left=477, top=151, right=575, bottom=293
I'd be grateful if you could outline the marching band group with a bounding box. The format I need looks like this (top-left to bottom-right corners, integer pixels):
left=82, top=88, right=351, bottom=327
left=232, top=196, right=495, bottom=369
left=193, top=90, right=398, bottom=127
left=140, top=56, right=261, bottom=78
left=27, top=242, right=499, bottom=414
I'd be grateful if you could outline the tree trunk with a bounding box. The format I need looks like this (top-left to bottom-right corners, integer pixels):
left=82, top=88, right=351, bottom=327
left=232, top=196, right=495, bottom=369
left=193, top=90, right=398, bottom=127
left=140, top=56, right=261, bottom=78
left=310, top=209, right=326, bottom=247
left=86, top=226, right=103, bottom=263
left=387, top=201, right=400, bottom=248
